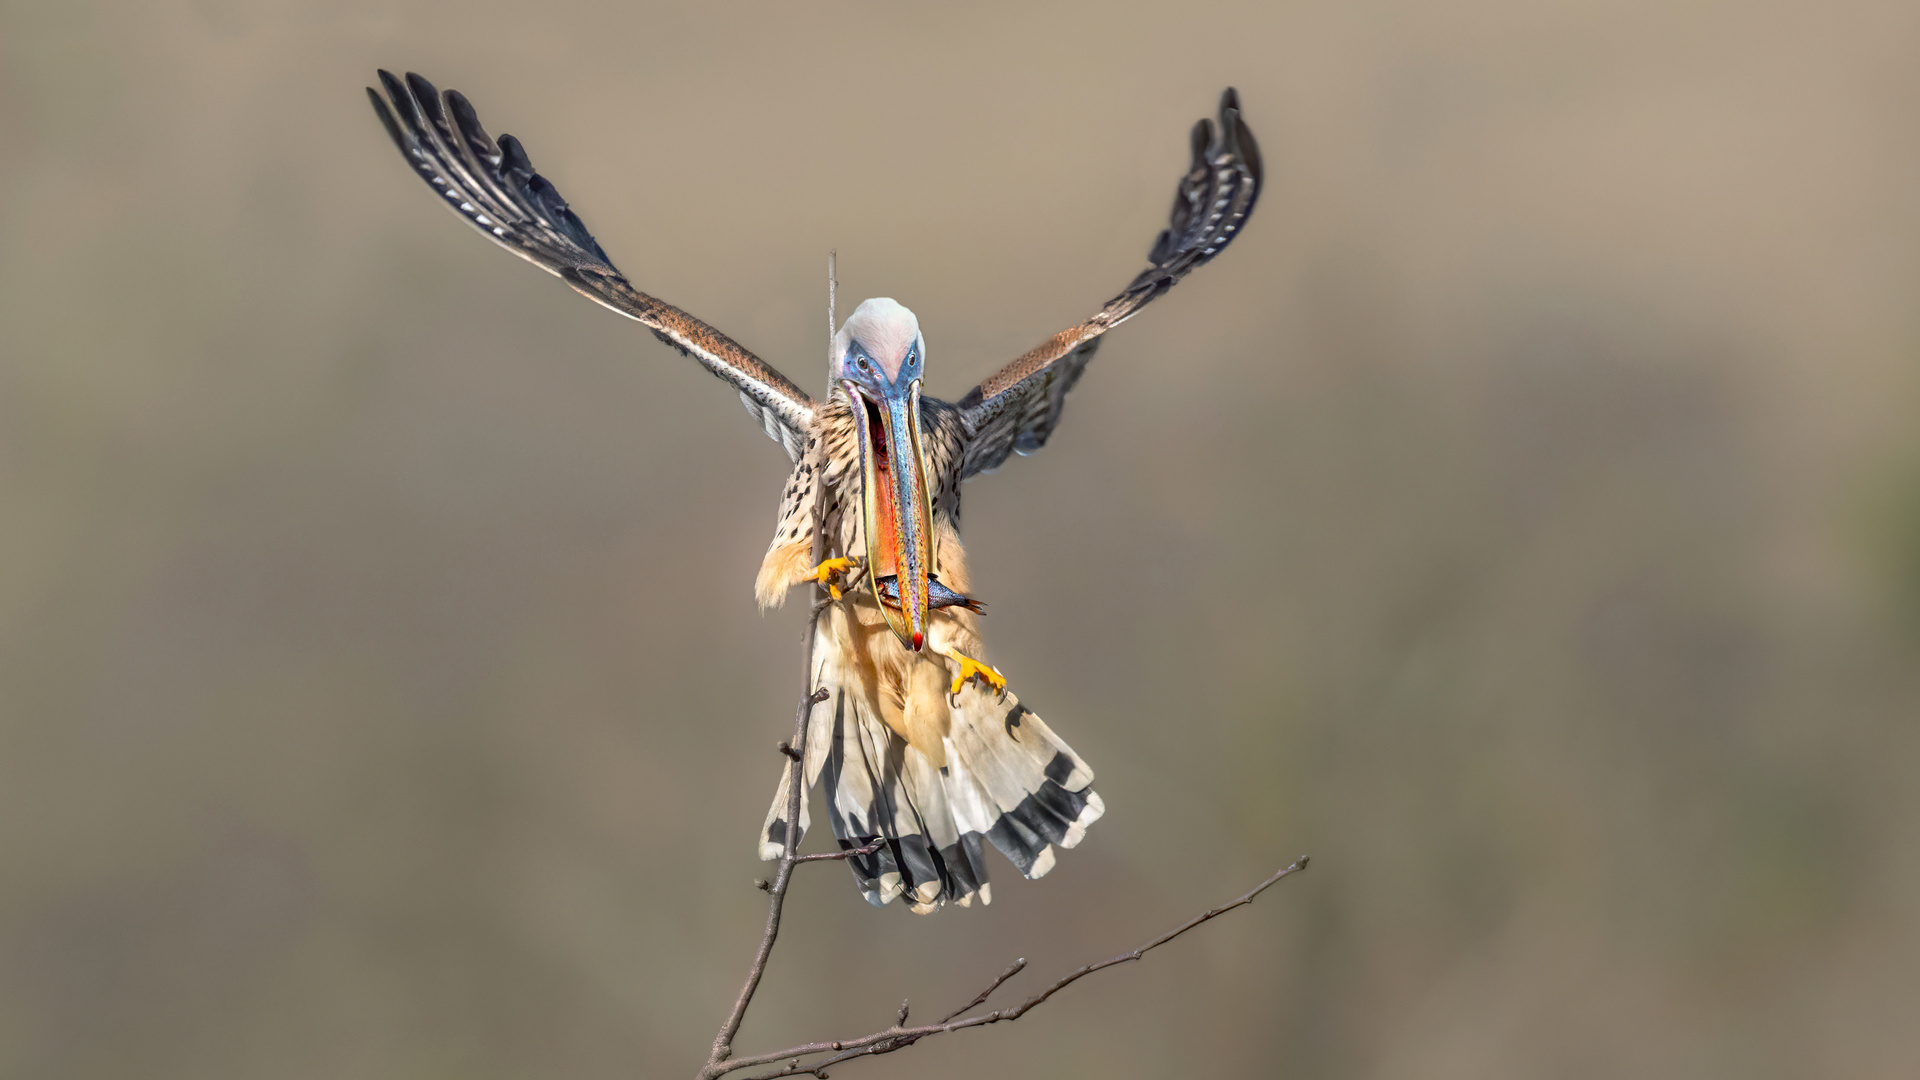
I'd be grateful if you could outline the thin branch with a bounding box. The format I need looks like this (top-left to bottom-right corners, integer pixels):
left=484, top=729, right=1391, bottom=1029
left=703, top=667, right=826, bottom=1072
left=703, top=404, right=836, bottom=1077
left=810, top=562, right=869, bottom=617
left=794, top=836, right=888, bottom=864
left=711, top=856, right=1310, bottom=1080
left=937, top=958, right=1027, bottom=1025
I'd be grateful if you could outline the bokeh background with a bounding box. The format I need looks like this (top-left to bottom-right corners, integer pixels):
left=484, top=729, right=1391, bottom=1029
left=4, top=1, right=1919, bottom=1077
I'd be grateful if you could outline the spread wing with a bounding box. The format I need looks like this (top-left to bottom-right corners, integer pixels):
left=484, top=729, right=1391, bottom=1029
left=368, top=71, right=815, bottom=459
left=955, top=88, right=1261, bottom=478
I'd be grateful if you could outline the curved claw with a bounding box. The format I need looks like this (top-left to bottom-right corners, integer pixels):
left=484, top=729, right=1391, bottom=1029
left=946, top=649, right=1007, bottom=698
left=811, top=556, right=856, bottom=600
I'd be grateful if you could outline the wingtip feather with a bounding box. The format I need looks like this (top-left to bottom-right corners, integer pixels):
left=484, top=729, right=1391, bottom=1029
left=403, top=71, right=441, bottom=117
left=444, top=88, right=497, bottom=164
left=1220, top=87, right=1262, bottom=182
left=367, top=86, right=405, bottom=149
left=1189, top=117, right=1212, bottom=165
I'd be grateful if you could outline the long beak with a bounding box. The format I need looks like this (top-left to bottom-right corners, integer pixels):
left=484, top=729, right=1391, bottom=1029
left=846, top=378, right=934, bottom=651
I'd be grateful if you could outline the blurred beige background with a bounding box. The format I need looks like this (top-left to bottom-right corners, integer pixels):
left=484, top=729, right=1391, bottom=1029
left=4, top=1, right=1919, bottom=1077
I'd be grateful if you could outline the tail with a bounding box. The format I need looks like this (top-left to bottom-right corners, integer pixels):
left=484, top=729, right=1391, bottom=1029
left=760, top=658, right=1103, bottom=913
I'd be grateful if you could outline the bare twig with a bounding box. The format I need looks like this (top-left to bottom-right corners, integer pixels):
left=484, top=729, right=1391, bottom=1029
left=709, top=856, right=1310, bottom=1080
left=937, top=957, right=1027, bottom=1024
left=810, top=562, right=869, bottom=617
left=703, top=668, right=827, bottom=1072
left=794, top=836, right=888, bottom=864
left=702, top=376, right=836, bottom=1076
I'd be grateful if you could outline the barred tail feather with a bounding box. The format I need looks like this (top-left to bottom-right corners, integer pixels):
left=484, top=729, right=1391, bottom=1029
left=945, top=695, right=1104, bottom=880
left=759, top=652, right=1103, bottom=913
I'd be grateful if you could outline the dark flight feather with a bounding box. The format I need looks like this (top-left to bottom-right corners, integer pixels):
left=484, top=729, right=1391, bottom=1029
left=368, top=71, right=815, bottom=459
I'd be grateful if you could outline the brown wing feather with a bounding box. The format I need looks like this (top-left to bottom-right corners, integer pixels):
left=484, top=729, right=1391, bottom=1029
left=368, top=71, right=815, bottom=459
left=957, top=87, right=1262, bottom=478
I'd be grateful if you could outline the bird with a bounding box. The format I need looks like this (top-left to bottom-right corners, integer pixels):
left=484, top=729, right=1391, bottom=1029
left=368, top=71, right=1261, bottom=912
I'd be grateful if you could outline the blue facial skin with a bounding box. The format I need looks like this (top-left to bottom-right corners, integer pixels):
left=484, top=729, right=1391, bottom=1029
left=841, top=340, right=934, bottom=651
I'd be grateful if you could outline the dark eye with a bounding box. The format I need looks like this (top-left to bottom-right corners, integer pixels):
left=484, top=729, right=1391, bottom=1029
left=857, top=355, right=870, bottom=371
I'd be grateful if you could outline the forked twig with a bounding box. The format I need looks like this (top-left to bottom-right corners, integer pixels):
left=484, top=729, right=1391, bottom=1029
left=937, top=958, right=1028, bottom=1025
left=711, top=856, right=1310, bottom=1080
left=704, top=669, right=826, bottom=1072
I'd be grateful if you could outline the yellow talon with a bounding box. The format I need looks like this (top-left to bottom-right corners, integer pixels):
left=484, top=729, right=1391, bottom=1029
left=946, top=650, right=1006, bottom=696
left=811, top=557, right=855, bottom=600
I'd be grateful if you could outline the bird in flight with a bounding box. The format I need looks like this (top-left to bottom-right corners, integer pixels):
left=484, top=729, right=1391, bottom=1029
left=368, top=72, right=1261, bottom=912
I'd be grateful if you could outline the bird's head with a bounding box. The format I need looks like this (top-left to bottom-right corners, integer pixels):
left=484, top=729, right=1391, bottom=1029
left=834, top=298, right=934, bottom=652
